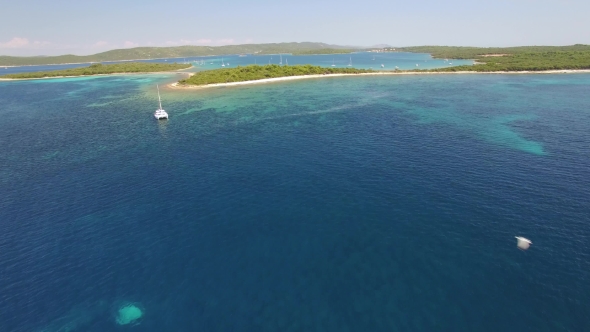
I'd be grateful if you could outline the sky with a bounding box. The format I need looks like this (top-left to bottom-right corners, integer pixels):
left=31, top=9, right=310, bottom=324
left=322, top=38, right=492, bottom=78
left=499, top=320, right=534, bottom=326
left=1, top=0, right=589, bottom=56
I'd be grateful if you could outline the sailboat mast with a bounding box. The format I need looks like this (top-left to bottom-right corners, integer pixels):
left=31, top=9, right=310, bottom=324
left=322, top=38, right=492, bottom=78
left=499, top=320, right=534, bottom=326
left=157, top=85, right=162, bottom=110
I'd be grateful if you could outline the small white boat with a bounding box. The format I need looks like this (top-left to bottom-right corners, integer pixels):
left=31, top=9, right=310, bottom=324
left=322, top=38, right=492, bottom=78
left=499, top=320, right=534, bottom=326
left=515, top=237, right=532, bottom=250
left=279, top=54, right=282, bottom=65
left=348, top=56, right=352, bottom=67
left=381, top=64, right=384, bottom=68
left=285, top=58, right=288, bottom=65
left=154, top=85, right=168, bottom=120
left=332, top=58, right=335, bottom=67
left=221, top=57, right=225, bottom=67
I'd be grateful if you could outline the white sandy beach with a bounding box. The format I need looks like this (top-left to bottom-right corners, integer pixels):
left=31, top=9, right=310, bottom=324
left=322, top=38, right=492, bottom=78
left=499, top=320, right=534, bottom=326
left=168, top=69, right=590, bottom=90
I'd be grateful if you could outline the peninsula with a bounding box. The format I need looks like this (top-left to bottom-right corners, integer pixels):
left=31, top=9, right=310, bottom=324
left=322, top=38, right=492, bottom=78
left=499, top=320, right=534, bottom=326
left=0, top=62, right=191, bottom=79
left=176, top=64, right=373, bottom=86
left=172, top=59, right=590, bottom=90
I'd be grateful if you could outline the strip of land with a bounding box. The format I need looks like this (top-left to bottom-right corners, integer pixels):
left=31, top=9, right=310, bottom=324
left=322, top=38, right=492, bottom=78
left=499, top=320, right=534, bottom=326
left=170, top=68, right=590, bottom=90
left=176, top=64, right=374, bottom=86
left=0, top=62, right=191, bottom=79
left=398, top=45, right=590, bottom=59
left=396, top=46, right=590, bottom=72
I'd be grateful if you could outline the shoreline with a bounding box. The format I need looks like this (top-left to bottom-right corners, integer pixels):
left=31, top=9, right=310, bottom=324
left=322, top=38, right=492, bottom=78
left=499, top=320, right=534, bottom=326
left=0, top=57, right=215, bottom=68
left=168, top=69, right=590, bottom=90
left=0, top=67, right=193, bottom=81
left=3, top=68, right=589, bottom=83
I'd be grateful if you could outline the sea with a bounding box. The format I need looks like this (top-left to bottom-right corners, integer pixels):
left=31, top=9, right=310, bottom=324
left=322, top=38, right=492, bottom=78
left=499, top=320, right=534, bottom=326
left=1, top=55, right=590, bottom=331
left=1, top=52, right=473, bottom=75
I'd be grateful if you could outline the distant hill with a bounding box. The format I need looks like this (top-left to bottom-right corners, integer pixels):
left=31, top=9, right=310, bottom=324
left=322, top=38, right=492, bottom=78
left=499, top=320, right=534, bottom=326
left=0, top=42, right=356, bottom=66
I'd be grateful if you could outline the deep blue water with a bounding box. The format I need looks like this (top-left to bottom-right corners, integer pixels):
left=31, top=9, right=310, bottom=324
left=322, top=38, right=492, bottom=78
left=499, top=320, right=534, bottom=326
left=1, top=52, right=472, bottom=75
left=1, top=73, right=589, bottom=331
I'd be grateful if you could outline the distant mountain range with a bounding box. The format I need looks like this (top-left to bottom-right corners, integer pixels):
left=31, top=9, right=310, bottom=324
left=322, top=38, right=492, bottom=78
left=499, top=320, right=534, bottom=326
left=0, top=42, right=357, bottom=66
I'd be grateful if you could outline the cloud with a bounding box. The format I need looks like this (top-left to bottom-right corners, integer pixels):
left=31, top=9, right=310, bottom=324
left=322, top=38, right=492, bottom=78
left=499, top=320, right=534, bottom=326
left=0, top=37, right=30, bottom=49
left=124, top=41, right=139, bottom=48
left=164, top=38, right=236, bottom=46
left=216, top=38, right=235, bottom=45
left=92, top=41, right=108, bottom=48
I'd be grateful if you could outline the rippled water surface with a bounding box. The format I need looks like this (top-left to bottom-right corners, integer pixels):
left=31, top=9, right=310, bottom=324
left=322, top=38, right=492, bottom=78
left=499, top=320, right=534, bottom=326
left=1, top=73, right=589, bottom=331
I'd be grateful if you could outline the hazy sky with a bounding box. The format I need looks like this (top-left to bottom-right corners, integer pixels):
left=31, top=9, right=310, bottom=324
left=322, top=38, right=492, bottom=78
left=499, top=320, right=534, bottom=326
left=1, top=0, right=589, bottom=56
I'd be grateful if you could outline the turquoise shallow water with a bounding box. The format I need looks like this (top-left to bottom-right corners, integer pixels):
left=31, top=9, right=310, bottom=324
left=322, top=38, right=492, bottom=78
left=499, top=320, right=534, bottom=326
left=0, top=73, right=589, bottom=331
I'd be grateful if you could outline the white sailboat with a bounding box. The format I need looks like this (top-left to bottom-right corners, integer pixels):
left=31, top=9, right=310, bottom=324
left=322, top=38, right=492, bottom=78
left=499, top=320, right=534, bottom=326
left=154, top=85, right=168, bottom=120
left=221, top=57, right=225, bottom=67
left=280, top=54, right=282, bottom=65
left=332, top=58, right=335, bottom=67
left=285, top=58, right=288, bottom=65
left=348, top=56, right=352, bottom=67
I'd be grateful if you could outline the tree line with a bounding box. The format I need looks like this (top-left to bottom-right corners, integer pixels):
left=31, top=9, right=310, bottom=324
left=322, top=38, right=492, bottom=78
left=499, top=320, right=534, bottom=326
left=179, top=64, right=373, bottom=85
left=1, top=62, right=191, bottom=79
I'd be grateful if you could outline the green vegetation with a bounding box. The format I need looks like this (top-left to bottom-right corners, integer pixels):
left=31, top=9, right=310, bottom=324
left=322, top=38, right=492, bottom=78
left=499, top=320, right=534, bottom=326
left=396, top=45, right=590, bottom=72
left=179, top=64, right=373, bottom=86
left=427, top=51, right=590, bottom=72
left=0, top=42, right=355, bottom=66
left=292, top=48, right=354, bottom=55
left=399, top=44, right=590, bottom=59
left=0, top=62, right=191, bottom=79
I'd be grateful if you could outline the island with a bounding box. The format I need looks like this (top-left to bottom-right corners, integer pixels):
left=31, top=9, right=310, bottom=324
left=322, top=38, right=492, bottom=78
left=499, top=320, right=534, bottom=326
left=426, top=51, right=590, bottom=72
left=0, top=62, right=192, bottom=79
left=400, top=45, right=590, bottom=72
left=176, top=64, right=374, bottom=87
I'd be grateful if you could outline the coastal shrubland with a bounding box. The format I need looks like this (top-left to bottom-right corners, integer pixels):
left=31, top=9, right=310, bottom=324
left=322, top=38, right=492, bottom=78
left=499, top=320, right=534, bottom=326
left=399, top=44, right=590, bottom=59
left=429, top=51, right=590, bottom=72
left=0, top=62, right=191, bottom=79
left=178, top=64, right=373, bottom=85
